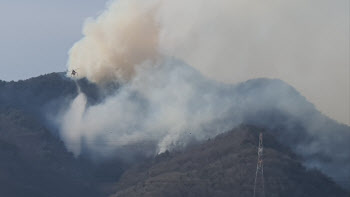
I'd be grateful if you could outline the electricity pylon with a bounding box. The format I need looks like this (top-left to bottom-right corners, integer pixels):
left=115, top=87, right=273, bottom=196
left=253, top=132, right=265, bottom=197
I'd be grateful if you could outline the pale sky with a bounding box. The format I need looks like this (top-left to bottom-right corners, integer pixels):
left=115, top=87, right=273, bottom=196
left=0, top=0, right=107, bottom=80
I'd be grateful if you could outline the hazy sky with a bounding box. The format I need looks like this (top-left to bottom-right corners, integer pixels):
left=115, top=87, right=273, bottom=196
left=0, top=0, right=349, bottom=125
left=0, top=0, right=107, bottom=80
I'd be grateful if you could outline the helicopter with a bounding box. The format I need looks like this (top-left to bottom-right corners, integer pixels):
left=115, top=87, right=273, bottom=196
left=67, top=68, right=79, bottom=77
left=71, top=69, right=78, bottom=77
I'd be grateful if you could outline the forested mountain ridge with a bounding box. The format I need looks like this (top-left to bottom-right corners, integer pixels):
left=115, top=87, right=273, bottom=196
left=112, top=125, right=349, bottom=197
left=0, top=73, right=349, bottom=196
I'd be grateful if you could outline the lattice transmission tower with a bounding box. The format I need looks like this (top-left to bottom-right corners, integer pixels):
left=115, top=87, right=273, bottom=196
left=253, top=132, right=265, bottom=197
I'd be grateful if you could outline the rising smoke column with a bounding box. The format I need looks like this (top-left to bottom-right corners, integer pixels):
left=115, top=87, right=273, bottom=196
left=62, top=0, right=350, bottom=188
left=62, top=58, right=240, bottom=157
left=68, top=0, right=349, bottom=124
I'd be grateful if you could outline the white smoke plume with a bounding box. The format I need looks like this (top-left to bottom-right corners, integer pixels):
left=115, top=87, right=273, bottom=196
left=62, top=59, right=239, bottom=156
left=62, top=0, right=350, bottom=187
left=68, top=0, right=349, bottom=124
left=157, top=0, right=349, bottom=125
left=61, top=89, right=87, bottom=155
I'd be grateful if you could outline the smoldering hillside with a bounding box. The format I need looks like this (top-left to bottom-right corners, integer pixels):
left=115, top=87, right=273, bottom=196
left=61, top=59, right=350, bottom=189
left=1, top=70, right=349, bottom=192
left=112, top=125, right=349, bottom=197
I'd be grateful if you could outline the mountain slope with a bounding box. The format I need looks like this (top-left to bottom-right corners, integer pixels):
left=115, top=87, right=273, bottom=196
left=231, top=78, right=350, bottom=188
left=0, top=73, right=105, bottom=126
left=0, top=109, right=101, bottom=197
left=0, top=72, right=349, bottom=196
left=0, top=74, right=126, bottom=196
left=112, top=125, right=348, bottom=197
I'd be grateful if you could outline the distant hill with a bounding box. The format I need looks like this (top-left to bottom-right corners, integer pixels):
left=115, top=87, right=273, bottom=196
left=0, top=73, right=76, bottom=116
left=0, top=73, right=105, bottom=127
left=112, top=125, right=349, bottom=197
left=0, top=108, right=102, bottom=197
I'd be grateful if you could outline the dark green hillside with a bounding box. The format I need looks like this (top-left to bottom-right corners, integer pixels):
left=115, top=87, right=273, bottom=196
left=112, top=125, right=348, bottom=197
left=0, top=72, right=104, bottom=123
left=0, top=73, right=348, bottom=196
left=0, top=109, right=101, bottom=197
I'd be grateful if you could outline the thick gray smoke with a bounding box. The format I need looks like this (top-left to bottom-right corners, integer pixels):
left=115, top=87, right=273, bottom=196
left=62, top=0, right=350, bottom=187
left=68, top=0, right=349, bottom=125
left=157, top=0, right=349, bottom=125
left=61, top=57, right=350, bottom=187
left=62, top=59, right=237, bottom=156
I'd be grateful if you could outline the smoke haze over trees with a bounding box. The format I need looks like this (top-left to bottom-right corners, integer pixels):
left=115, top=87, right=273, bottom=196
left=0, top=0, right=349, bottom=196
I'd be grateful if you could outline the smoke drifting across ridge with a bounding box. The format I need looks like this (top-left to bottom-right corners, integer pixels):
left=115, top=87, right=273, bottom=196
left=61, top=59, right=350, bottom=186
left=68, top=0, right=349, bottom=124
left=63, top=0, right=350, bottom=187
